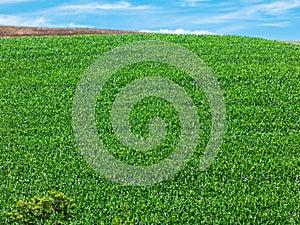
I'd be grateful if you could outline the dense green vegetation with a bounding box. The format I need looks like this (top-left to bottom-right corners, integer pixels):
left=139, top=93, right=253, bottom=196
left=1, top=34, right=299, bottom=224
left=7, top=190, right=75, bottom=224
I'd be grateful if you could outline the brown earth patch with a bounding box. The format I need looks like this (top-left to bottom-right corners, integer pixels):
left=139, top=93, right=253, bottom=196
left=0, top=26, right=143, bottom=38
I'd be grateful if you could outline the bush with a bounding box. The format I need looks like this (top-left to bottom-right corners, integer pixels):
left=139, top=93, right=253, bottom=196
left=7, top=191, right=76, bottom=225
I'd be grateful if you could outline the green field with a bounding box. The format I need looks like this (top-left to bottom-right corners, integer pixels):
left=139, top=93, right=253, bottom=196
left=1, top=34, right=299, bottom=224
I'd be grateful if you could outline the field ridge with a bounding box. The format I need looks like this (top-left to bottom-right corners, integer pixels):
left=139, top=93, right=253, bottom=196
left=0, top=25, right=141, bottom=38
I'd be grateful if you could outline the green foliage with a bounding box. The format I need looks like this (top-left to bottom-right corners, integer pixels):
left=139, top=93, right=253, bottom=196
left=7, top=191, right=76, bottom=225
left=0, top=34, right=299, bottom=224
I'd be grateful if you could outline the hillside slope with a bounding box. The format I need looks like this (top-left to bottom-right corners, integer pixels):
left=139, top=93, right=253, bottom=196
left=0, top=34, right=299, bottom=224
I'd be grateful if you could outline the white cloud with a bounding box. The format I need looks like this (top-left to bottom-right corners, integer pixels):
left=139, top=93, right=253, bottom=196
left=243, top=0, right=264, bottom=3
left=194, top=13, right=239, bottom=24
left=180, top=0, right=210, bottom=7
left=262, top=21, right=290, bottom=27
left=194, top=0, right=300, bottom=24
left=0, top=14, right=46, bottom=26
left=186, top=0, right=209, bottom=3
left=256, top=0, right=300, bottom=14
left=0, top=0, right=33, bottom=3
left=140, top=28, right=214, bottom=35
left=69, top=22, right=91, bottom=28
left=57, top=1, right=156, bottom=12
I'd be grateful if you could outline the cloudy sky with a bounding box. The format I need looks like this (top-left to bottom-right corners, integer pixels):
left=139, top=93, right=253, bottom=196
left=0, top=0, right=299, bottom=40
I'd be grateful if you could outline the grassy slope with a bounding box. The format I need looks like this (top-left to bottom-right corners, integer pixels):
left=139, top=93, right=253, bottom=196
left=0, top=34, right=299, bottom=224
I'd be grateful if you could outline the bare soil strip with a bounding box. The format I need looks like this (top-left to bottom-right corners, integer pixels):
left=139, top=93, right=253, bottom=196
left=0, top=26, right=141, bottom=38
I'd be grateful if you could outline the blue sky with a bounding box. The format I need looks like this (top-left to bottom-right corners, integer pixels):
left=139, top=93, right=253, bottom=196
left=0, top=0, right=299, bottom=40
